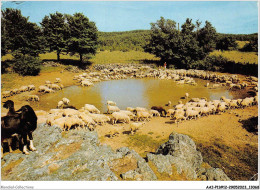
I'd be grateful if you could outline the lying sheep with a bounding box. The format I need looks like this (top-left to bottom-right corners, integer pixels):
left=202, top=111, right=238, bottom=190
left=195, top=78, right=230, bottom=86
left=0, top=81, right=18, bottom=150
left=111, top=112, right=130, bottom=124
left=107, top=126, right=122, bottom=137
left=107, top=105, right=120, bottom=114
left=127, top=122, right=145, bottom=135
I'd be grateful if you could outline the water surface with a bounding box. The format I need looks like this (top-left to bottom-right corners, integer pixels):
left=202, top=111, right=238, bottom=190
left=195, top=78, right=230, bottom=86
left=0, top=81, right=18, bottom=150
left=32, top=78, right=235, bottom=112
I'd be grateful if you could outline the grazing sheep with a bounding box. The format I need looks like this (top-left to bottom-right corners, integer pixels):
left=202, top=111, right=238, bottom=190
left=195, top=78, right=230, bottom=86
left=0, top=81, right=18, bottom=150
left=107, top=100, right=116, bottom=106
left=107, top=105, right=120, bottom=114
left=166, top=109, right=175, bottom=117
left=185, top=110, right=200, bottom=120
left=119, top=110, right=135, bottom=119
left=61, top=108, right=79, bottom=117
left=28, top=85, right=35, bottom=91
left=89, top=113, right=110, bottom=125
left=50, top=84, right=61, bottom=90
left=126, top=107, right=135, bottom=112
left=62, top=98, right=70, bottom=105
left=150, top=110, right=160, bottom=117
left=172, top=112, right=186, bottom=123
left=26, top=95, right=39, bottom=102
left=55, top=78, right=61, bottom=83
left=19, top=86, right=29, bottom=92
left=165, top=101, right=171, bottom=107
left=78, top=113, right=96, bottom=130
left=127, top=122, right=145, bottom=135
left=81, top=80, right=94, bottom=87
left=136, top=111, right=152, bottom=121
left=185, top=93, right=189, bottom=99
left=57, top=101, right=64, bottom=109
left=11, top=88, right=20, bottom=95
left=111, top=112, right=130, bottom=124
left=2, top=91, right=11, bottom=98
left=150, top=106, right=167, bottom=116
left=84, top=104, right=100, bottom=114
left=64, top=116, right=85, bottom=131
left=135, top=107, right=148, bottom=112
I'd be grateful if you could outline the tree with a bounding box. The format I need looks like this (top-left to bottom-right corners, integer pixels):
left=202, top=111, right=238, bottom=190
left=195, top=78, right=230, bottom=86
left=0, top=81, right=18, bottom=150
left=145, top=17, right=205, bottom=68
left=216, top=36, right=238, bottom=50
left=41, top=12, right=69, bottom=61
left=241, top=38, right=258, bottom=52
left=197, top=21, right=217, bottom=53
left=1, top=8, right=45, bottom=56
left=66, top=13, right=98, bottom=63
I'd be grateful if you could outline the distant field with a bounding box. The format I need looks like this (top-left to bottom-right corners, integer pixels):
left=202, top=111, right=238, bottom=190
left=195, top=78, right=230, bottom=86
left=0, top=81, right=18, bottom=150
left=210, top=50, right=258, bottom=64
left=1, top=51, right=159, bottom=65
left=236, top=40, right=249, bottom=49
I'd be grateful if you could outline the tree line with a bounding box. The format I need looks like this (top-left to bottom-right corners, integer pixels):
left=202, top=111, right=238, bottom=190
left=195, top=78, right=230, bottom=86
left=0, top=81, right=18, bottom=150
left=1, top=8, right=258, bottom=76
left=2, top=9, right=98, bottom=62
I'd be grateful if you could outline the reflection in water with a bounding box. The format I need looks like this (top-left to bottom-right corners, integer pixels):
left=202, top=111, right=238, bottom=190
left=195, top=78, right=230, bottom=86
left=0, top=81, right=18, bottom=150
left=33, top=78, right=234, bottom=112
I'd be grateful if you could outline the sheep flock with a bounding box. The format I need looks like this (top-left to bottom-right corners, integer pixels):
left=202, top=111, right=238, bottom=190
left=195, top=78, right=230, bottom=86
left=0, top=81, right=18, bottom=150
left=2, top=64, right=258, bottom=138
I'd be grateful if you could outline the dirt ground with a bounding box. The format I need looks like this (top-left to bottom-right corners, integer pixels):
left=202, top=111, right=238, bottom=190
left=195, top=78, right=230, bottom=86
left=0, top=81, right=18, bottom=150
left=1, top=67, right=258, bottom=180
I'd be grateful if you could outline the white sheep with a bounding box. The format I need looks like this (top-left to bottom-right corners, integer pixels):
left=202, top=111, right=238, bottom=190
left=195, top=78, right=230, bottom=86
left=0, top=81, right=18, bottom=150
left=107, top=126, right=122, bottom=137
left=89, top=113, right=110, bottom=125
left=111, top=112, right=130, bottom=124
left=78, top=113, right=96, bottom=130
left=81, top=80, right=94, bottom=87
left=185, top=109, right=200, bottom=120
left=2, top=91, right=11, bottom=98
left=185, top=93, right=189, bottom=99
left=28, top=85, right=35, bottom=91
left=84, top=104, right=100, bottom=114
left=62, top=98, right=70, bottom=105
left=64, top=116, right=85, bottom=131
left=62, top=108, right=79, bottom=117
left=107, top=100, right=116, bottom=106
left=55, top=78, right=61, bottom=83
left=127, top=122, right=145, bottom=135
left=57, top=101, right=64, bottom=109
left=107, top=105, right=120, bottom=114
left=150, top=110, right=160, bottom=117
left=136, top=111, right=152, bottom=121
left=119, top=110, right=135, bottom=119
left=26, top=95, right=39, bottom=101
left=126, top=107, right=135, bottom=112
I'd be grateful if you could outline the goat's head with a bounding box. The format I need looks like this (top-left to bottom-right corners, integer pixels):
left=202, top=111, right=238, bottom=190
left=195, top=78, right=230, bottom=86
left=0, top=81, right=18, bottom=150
left=3, top=100, right=14, bottom=109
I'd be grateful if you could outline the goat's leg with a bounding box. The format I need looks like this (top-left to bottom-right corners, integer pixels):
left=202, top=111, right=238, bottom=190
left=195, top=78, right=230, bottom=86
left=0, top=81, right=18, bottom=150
left=1, top=144, right=3, bottom=159
left=28, top=132, right=36, bottom=151
left=22, top=134, right=29, bottom=155
left=7, top=138, right=13, bottom=153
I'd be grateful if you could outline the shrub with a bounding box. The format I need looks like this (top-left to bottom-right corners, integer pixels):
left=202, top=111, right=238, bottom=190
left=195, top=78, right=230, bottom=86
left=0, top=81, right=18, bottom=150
left=12, top=54, right=41, bottom=76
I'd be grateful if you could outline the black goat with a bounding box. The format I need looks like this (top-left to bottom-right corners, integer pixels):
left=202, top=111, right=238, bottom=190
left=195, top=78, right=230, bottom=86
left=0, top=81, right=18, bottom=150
left=3, top=100, right=17, bottom=116
left=151, top=106, right=167, bottom=117
left=1, top=105, right=37, bottom=158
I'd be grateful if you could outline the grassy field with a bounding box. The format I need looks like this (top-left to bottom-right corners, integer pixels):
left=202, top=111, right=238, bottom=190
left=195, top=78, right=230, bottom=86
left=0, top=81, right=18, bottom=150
left=210, top=50, right=258, bottom=64
left=2, top=49, right=257, bottom=65
left=236, top=40, right=249, bottom=49
left=2, top=51, right=159, bottom=65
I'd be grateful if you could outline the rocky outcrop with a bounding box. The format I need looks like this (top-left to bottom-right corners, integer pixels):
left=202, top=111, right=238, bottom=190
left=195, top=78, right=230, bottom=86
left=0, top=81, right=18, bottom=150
left=147, top=132, right=231, bottom=181
left=1, top=125, right=230, bottom=181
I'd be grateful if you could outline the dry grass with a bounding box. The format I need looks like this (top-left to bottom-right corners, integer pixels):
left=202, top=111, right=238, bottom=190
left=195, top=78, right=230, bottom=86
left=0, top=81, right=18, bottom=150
left=236, top=41, right=249, bottom=49
left=210, top=50, right=258, bottom=64
left=1, top=51, right=159, bottom=65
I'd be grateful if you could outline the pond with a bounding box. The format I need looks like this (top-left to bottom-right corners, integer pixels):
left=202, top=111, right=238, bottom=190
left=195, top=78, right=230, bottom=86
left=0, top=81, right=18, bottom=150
left=31, top=78, right=236, bottom=113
